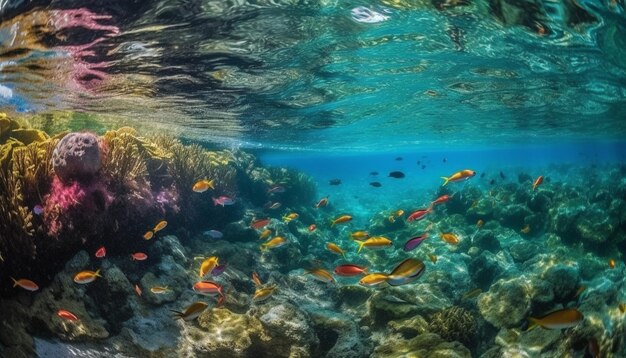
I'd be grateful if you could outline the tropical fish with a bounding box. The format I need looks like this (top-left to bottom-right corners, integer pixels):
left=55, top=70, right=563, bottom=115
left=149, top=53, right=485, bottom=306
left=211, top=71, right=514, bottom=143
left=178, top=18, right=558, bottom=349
left=73, top=270, right=101, bottom=284
left=609, top=259, right=616, bottom=269
left=441, top=169, right=476, bottom=186
left=370, top=171, right=379, bottom=176
left=143, top=231, right=154, bottom=240
left=153, top=220, right=167, bottom=232
left=350, top=231, right=370, bottom=240
left=193, top=179, right=214, bottom=193
left=387, top=258, right=425, bottom=286
left=407, top=208, right=431, bottom=222
left=357, top=237, right=393, bottom=253
left=573, top=285, right=586, bottom=299
left=131, top=252, right=148, bottom=261
left=331, top=215, right=353, bottom=227
left=308, top=224, right=316, bottom=232
left=404, top=234, right=428, bottom=252
left=212, top=264, right=227, bottom=276
left=326, top=243, right=346, bottom=257
left=430, top=194, right=451, bottom=207
left=476, top=219, right=484, bottom=228
left=199, top=256, right=219, bottom=277
left=315, top=197, right=329, bottom=208
left=520, top=225, right=531, bottom=234
left=334, top=264, right=368, bottom=277
left=252, top=272, right=263, bottom=286
left=212, top=196, right=235, bottom=206
left=95, top=246, right=106, bottom=258
left=587, top=338, right=600, bottom=358
left=192, top=281, right=223, bottom=297
left=359, top=273, right=389, bottom=288
left=388, top=215, right=396, bottom=223
left=393, top=209, right=405, bottom=217
left=33, top=205, right=44, bottom=215
left=428, top=254, right=438, bottom=264
left=527, top=308, right=584, bottom=330
left=261, top=236, right=287, bottom=251
left=619, top=303, right=626, bottom=313
left=329, top=179, right=342, bottom=185
left=462, top=288, right=482, bottom=301
left=150, top=286, right=169, bottom=294
left=305, top=268, right=335, bottom=283
left=267, top=185, right=285, bottom=193
left=283, top=213, right=299, bottom=222
left=388, top=171, right=405, bottom=178
left=259, top=229, right=272, bottom=240
left=532, top=176, right=543, bottom=191
left=135, top=284, right=142, bottom=296
left=440, top=232, right=459, bottom=245
left=251, top=218, right=270, bottom=229
left=204, top=230, right=223, bottom=239
left=253, top=285, right=278, bottom=302
left=171, top=301, right=208, bottom=321
left=395, top=157, right=403, bottom=161
left=57, top=309, right=79, bottom=321
left=268, top=202, right=282, bottom=210
left=370, top=182, right=382, bottom=187
left=10, top=277, right=39, bottom=291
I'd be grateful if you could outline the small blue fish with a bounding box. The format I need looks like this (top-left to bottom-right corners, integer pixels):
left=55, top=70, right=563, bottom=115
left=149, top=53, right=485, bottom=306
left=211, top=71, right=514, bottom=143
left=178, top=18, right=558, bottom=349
left=33, top=205, right=44, bottom=215
left=403, top=233, right=428, bottom=252
left=211, top=264, right=227, bottom=276
left=204, top=230, right=223, bottom=239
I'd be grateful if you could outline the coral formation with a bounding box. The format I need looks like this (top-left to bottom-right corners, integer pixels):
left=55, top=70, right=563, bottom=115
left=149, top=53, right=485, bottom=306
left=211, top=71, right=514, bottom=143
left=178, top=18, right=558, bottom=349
left=428, top=306, right=478, bottom=348
left=52, top=132, right=102, bottom=183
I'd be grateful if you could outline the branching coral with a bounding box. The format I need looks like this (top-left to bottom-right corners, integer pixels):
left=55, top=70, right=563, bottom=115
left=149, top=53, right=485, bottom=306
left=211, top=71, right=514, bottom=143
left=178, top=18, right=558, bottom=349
left=0, top=165, right=35, bottom=267
left=428, top=306, right=478, bottom=349
left=11, top=140, right=57, bottom=206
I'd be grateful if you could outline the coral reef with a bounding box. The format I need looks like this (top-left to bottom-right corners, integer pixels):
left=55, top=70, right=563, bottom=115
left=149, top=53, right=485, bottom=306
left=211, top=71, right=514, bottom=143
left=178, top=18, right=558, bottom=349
left=428, top=306, right=478, bottom=349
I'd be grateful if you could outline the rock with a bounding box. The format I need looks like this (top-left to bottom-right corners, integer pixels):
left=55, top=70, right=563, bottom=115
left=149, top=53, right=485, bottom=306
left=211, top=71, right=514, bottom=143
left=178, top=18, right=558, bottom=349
left=528, top=191, right=552, bottom=213
left=149, top=235, right=189, bottom=265
left=509, top=240, right=539, bottom=263
left=388, top=315, right=430, bottom=338
left=52, top=132, right=102, bottom=183
left=468, top=251, right=507, bottom=290
left=472, top=230, right=501, bottom=252
left=496, top=204, right=532, bottom=229
left=494, top=327, right=561, bottom=356
left=88, top=265, right=136, bottom=334
left=0, top=300, right=35, bottom=356
left=542, top=264, right=579, bottom=301
left=308, top=309, right=373, bottom=357
left=372, top=333, right=471, bottom=358
left=222, top=220, right=258, bottom=242
left=258, top=302, right=318, bottom=357
left=368, top=284, right=451, bottom=325
left=478, top=276, right=533, bottom=329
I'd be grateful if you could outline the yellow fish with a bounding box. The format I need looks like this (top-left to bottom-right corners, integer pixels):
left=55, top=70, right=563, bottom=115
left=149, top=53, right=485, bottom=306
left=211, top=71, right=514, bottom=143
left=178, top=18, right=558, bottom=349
left=440, top=232, right=459, bottom=245
left=331, top=215, right=352, bottom=227
left=150, top=286, right=169, bottom=294
left=387, top=258, right=425, bottom=286
left=350, top=231, right=369, bottom=241
left=441, top=169, right=476, bottom=186
left=305, top=268, right=335, bottom=283
left=261, top=236, right=287, bottom=251
left=143, top=231, right=154, bottom=240
left=259, top=229, right=272, bottom=240
left=171, top=301, right=208, bottom=321
left=520, top=225, right=530, bottom=234
left=73, top=270, right=101, bottom=284
left=192, top=179, right=214, bottom=193
left=428, top=254, right=438, bottom=264
left=326, top=243, right=346, bottom=257
left=282, top=213, right=299, bottom=222
left=388, top=215, right=396, bottom=223
left=199, top=256, right=219, bottom=278
left=253, top=285, right=278, bottom=302
left=394, top=209, right=405, bottom=217
left=357, top=236, right=392, bottom=253
left=476, top=219, right=484, bottom=228
left=154, top=220, right=168, bottom=232
left=358, top=273, right=389, bottom=288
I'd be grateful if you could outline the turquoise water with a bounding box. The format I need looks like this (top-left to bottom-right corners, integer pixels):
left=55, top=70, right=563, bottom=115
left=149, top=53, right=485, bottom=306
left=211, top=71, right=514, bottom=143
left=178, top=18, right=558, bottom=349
left=1, top=1, right=626, bottom=357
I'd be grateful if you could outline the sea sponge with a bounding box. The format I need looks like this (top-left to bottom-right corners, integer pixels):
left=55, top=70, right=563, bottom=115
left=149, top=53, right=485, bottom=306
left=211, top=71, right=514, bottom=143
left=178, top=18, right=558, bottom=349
left=428, top=306, right=477, bottom=348
left=52, top=132, right=102, bottom=183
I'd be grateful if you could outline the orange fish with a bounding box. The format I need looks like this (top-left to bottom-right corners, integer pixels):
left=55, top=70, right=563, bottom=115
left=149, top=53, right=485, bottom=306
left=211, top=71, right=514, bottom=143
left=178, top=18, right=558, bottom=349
left=308, top=224, right=316, bottom=232
left=315, top=197, right=329, bottom=208
left=252, top=272, right=263, bottom=286
left=428, top=254, right=438, bottom=264
left=331, top=215, right=352, bottom=227
left=573, top=285, right=586, bottom=299
left=326, top=243, right=346, bottom=257
left=259, top=229, right=272, bottom=240
left=73, top=270, right=101, bottom=284
left=143, top=231, right=154, bottom=240
left=532, top=176, right=543, bottom=191
left=520, top=225, right=530, bottom=234
left=440, top=232, right=459, bottom=245
left=95, top=246, right=106, bottom=258
left=609, top=259, right=616, bottom=269
left=57, top=309, right=79, bottom=321
left=131, top=252, right=148, bottom=261
left=441, top=169, right=476, bottom=186
left=193, top=179, right=214, bottom=193
left=305, top=268, right=335, bottom=283
left=135, top=284, right=142, bottom=296
left=476, top=219, right=484, bottom=229
left=10, top=277, right=39, bottom=292
left=153, top=220, right=167, bottom=232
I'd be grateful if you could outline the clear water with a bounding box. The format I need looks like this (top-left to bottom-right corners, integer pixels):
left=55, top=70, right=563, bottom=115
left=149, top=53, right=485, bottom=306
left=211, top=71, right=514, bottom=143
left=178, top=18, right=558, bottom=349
left=1, top=0, right=626, bottom=357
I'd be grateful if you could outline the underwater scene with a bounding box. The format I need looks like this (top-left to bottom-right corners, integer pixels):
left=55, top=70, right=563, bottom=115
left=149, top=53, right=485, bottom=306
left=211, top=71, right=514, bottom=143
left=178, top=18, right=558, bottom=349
left=1, top=0, right=626, bottom=357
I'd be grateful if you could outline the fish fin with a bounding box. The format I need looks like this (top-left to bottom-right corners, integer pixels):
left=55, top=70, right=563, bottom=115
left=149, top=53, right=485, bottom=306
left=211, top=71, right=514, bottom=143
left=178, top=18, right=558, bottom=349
left=363, top=267, right=369, bottom=274
left=527, top=318, right=540, bottom=331
left=208, top=180, right=215, bottom=190
left=95, top=269, right=102, bottom=278
left=357, top=241, right=365, bottom=254
left=217, top=294, right=225, bottom=307
left=169, top=310, right=183, bottom=319
left=441, top=177, right=450, bottom=186
left=10, top=277, right=18, bottom=287
left=330, top=220, right=335, bottom=227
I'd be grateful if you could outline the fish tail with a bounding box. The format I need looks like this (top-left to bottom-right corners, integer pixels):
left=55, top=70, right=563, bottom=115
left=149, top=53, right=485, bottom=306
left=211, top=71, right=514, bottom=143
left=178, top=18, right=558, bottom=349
left=212, top=197, right=218, bottom=206
left=330, top=220, right=335, bottom=227
left=527, top=318, right=540, bottom=331
left=95, top=269, right=102, bottom=277
left=169, top=310, right=183, bottom=319
left=441, top=177, right=450, bottom=186
left=357, top=241, right=365, bottom=254
left=208, top=180, right=215, bottom=190
left=10, top=277, right=18, bottom=287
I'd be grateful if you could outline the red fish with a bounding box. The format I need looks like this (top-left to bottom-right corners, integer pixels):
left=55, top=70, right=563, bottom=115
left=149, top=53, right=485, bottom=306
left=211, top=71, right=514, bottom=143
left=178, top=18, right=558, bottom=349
left=251, top=218, right=270, bottom=229
left=430, top=194, right=451, bottom=207
left=308, top=224, right=316, bottom=232
left=95, top=246, right=106, bottom=258
left=407, top=208, right=431, bottom=222
left=131, top=253, right=148, bottom=261
left=334, top=264, right=368, bottom=277
left=532, top=176, right=543, bottom=191
left=57, top=309, right=79, bottom=321
left=315, top=197, right=329, bottom=208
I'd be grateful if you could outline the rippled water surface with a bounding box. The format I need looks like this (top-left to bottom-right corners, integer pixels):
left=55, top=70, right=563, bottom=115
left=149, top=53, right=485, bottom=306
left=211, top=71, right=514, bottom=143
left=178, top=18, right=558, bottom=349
left=1, top=0, right=625, bottom=149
